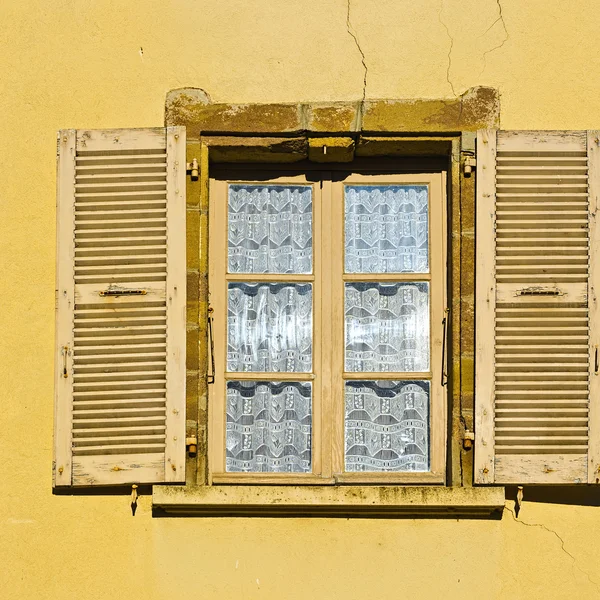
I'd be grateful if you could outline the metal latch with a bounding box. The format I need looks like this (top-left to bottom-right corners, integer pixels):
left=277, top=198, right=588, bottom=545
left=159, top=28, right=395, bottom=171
left=99, top=288, right=147, bottom=297
left=186, top=158, right=199, bottom=181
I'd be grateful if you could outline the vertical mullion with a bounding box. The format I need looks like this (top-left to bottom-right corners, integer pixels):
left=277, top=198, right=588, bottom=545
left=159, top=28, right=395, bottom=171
left=320, top=178, right=333, bottom=478
left=428, top=173, right=447, bottom=480
left=208, top=179, right=228, bottom=477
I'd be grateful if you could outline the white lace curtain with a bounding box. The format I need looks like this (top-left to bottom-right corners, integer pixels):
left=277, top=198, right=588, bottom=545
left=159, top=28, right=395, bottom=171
left=226, top=381, right=312, bottom=472
left=345, top=185, right=429, bottom=274
left=228, top=184, right=313, bottom=274
left=345, top=380, right=429, bottom=472
left=227, top=282, right=313, bottom=373
left=345, top=282, right=430, bottom=372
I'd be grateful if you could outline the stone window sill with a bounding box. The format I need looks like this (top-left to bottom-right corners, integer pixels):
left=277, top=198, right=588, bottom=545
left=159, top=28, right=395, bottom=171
left=152, top=485, right=505, bottom=518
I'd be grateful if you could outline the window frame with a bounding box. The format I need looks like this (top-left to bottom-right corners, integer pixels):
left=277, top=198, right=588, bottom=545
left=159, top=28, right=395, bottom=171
left=207, top=168, right=447, bottom=485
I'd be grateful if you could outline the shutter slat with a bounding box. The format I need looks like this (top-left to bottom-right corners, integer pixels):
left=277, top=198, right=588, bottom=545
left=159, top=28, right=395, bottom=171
left=476, top=129, right=593, bottom=484
left=54, top=127, right=186, bottom=487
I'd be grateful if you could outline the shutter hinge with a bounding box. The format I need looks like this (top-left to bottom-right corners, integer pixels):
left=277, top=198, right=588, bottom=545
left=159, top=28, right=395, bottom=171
left=463, top=155, right=476, bottom=176
left=463, top=430, right=475, bottom=450
left=186, top=158, right=199, bottom=181
left=186, top=420, right=198, bottom=457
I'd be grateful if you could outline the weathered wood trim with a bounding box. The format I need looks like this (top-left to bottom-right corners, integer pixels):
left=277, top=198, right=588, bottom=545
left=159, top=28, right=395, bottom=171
left=474, top=129, right=497, bottom=484
left=587, top=130, right=600, bottom=483
left=164, top=126, right=187, bottom=483
left=495, top=455, right=587, bottom=484
left=54, top=129, right=77, bottom=488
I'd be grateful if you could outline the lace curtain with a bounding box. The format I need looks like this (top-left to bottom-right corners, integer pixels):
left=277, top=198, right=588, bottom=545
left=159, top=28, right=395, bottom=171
left=345, top=282, right=430, bottom=372
left=227, top=283, right=313, bottom=372
left=345, top=185, right=429, bottom=274
left=228, top=184, right=313, bottom=274
left=345, top=380, right=429, bottom=472
left=226, top=381, right=312, bottom=472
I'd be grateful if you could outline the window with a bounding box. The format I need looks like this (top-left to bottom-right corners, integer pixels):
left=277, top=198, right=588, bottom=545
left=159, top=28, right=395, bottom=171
left=208, top=170, right=447, bottom=484
left=54, top=123, right=508, bottom=514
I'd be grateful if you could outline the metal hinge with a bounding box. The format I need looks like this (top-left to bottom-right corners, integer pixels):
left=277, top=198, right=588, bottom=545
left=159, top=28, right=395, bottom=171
left=463, top=430, right=475, bottom=450
left=186, top=158, right=199, bottom=181
left=463, top=155, right=476, bottom=176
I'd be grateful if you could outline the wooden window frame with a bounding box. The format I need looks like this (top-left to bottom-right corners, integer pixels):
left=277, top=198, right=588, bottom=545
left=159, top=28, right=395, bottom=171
left=208, top=169, right=447, bottom=485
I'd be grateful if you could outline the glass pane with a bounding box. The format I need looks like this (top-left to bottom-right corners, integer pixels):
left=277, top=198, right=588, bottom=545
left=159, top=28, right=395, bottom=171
left=228, top=184, right=312, bottom=274
left=226, top=381, right=312, bottom=472
left=345, top=185, right=429, bottom=274
left=345, top=380, right=429, bottom=472
left=227, top=283, right=312, bottom=372
left=345, top=282, right=430, bottom=372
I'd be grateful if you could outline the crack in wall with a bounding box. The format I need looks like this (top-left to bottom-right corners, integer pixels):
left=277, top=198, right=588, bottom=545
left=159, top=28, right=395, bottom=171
left=505, top=505, right=600, bottom=592
left=479, top=0, right=509, bottom=77
left=438, top=0, right=457, bottom=97
left=346, top=0, right=368, bottom=106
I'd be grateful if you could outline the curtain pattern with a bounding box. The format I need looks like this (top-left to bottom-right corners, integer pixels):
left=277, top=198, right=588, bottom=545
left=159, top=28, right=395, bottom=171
left=345, top=282, right=430, bottom=372
left=228, top=184, right=313, bottom=274
left=345, top=185, right=429, bottom=274
left=227, top=283, right=313, bottom=372
left=345, top=380, right=429, bottom=472
left=226, top=381, right=312, bottom=472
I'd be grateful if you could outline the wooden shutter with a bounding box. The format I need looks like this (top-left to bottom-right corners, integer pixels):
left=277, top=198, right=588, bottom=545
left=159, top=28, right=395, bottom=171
left=475, top=130, right=600, bottom=484
left=54, top=127, right=186, bottom=487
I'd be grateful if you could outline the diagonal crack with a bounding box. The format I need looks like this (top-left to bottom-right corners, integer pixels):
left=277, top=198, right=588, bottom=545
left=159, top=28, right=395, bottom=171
left=438, top=0, right=457, bottom=97
left=346, top=0, right=368, bottom=106
left=505, top=505, right=600, bottom=591
left=479, top=0, right=509, bottom=77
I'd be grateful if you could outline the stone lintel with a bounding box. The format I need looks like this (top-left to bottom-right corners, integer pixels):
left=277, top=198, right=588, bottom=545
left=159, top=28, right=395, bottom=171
left=202, top=136, right=307, bottom=162
left=166, top=87, right=500, bottom=135
left=356, top=137, right=453, bottom=157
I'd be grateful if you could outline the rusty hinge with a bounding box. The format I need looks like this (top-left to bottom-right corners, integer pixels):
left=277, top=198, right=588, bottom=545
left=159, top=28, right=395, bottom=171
left=186, top=158, right=199, bottom=181
left=186, top=420, right=198, bottom=456
left=463, top=430, right=475, bottom=450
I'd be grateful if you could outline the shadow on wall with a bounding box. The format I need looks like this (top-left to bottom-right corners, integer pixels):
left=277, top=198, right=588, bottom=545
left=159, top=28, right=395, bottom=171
left=505, top=485, right=600, bottom=508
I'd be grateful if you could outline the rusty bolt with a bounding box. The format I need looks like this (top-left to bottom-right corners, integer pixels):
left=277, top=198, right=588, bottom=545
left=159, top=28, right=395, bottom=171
left=483, top=467, right=489, bottom=474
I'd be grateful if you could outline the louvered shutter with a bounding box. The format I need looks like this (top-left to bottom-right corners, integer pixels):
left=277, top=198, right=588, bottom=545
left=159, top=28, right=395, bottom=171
left=475, top=130, right=600, bottom=484
left=54, top=127, right=186, bottom=487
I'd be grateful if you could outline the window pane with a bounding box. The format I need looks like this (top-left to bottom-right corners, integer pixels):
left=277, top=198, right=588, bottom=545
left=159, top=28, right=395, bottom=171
left=345, top=185, right=428, bottom=273
left=345, top=282, right=430, bottom=372
left=228, top=184, right=312, bottom=274
left=226, top=381, right=312, bottom=473
left=227, top=283, right=312, bottom=372
left=345, top=380, right=429, bottom=472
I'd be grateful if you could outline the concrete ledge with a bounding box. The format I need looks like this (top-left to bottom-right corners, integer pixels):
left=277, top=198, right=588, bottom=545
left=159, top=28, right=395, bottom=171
left=153, top=485, right=505, bottom=518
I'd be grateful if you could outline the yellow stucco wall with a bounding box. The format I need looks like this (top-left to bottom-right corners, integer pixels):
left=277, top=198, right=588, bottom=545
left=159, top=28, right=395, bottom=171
left=2, top=1, right=600, bottom=597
